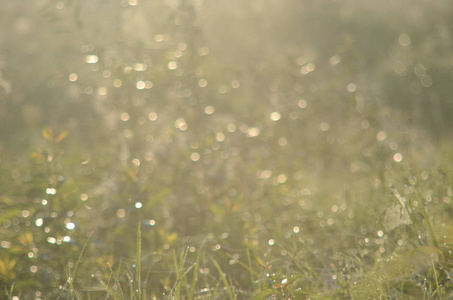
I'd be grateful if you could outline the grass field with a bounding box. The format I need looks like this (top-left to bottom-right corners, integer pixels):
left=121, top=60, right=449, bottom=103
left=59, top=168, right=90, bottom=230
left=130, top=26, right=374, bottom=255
left=1, top=1, right=453, bottom=299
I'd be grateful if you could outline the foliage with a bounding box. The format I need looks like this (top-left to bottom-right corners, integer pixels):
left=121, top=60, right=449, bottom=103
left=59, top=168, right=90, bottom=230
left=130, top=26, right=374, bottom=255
left=1, top=0, right=453, bottom=299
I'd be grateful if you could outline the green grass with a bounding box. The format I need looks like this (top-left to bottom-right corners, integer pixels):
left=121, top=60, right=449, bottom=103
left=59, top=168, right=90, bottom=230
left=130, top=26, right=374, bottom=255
left=1, top=0, right=453, bottom=299
left=1, top=130, right=453, bottom=299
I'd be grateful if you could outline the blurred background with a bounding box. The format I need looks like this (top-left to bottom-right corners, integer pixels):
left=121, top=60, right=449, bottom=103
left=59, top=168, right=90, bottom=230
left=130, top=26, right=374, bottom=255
left=1, top=0, right=453, bottom=298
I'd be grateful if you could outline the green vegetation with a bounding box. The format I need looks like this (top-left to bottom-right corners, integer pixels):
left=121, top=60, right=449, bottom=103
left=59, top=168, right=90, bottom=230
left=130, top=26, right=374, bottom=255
left=1, top=0, right=453, bottom=299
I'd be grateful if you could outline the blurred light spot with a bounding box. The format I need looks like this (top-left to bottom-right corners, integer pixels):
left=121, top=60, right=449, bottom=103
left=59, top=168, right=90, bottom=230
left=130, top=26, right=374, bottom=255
left=361, top=120, right=370, bottom=129
left=278, top=137, right=287, bottom=146
left=146, top=219, right=156, bottom=226
left=22, top=210, right=30, bottom=218
left=268, top=239, right=275, bottom=246
left=227, top=123, right=236, bottom=133
left=97, top=87, right=107, bottom=96
left=30, top=265, right=38, bottom=273
left=65, top=222, right=75, bottom=230
left=135, top=202, right=142, bottom=209
left=144, top=81, right=153, bottom=89
left=376, top=131, right=387, bottom=141
left=1, top=241, right=11, bottom=248
left=247, top=127, right=260, bottom=137
left=148, top=112, right=158, bottom=121
left=298, top=99, right=307, bottom=108
left=3, top=220, right=11, bottom=228
left=84, top=86, right=93, bottom=94
left=189, top=246, right=196, bottom=252
left=270, top=111, right=281, bottom=121
left=300, top=63, right=315, bottom=75
left=132, top=158, right=140, bottom=166
left=154, top=34, right=164, bottom=42
left=293, top=226, right=300, bottom=233
left=393, top=62, right=406, bottom=75
left=133, top=63, right=147, bottom=71
left=399, top=33, right=411, bottom=46
left=301, top=188, right=311, bottom=195
left=320, top=122, right=329, bottom=131
left=216, top=132, right=225, bottom=142
left=231, top=80, right=240, bottom=89
left=198, top=47, right=209, bottom=56
left=68, top=73, right=78, bottom=82
left=46, top=188, right=56, bottom=195
left=278, top=174, right=287, bottom=184
left=296, top=56, right=306, bottom=66
left=136, top=81, right=146, bottom=90
left=191, top=152, right=200, bottom=162
left=389, top=141, right=398, bottom=150
left=47, top=237, right=56, bottom=244
left=174, top=118, right=188, bottom=131
left=377, top=230, right=384, bottom=237
left=113, top=79, right=122, bottom=88
left=41, top=199, right=48, bottom=206
left=117, top=209, right=126, bottom=218
left=257, top=169, right=272, bottom=179
left=218, top=85, right=227, bottom=94
left=346, top=83, right=357, bottom=93
left=128, top=0, right=138, bottom=6
left=63, top=236, right=71, bottom=242
left=414, top=64, right=426, bottom=77
left=198, top=79, right=208, bottom=87
left=204, top=105, right=215, bottom=115
left=120, top=112, right=130, bottom=121
left=178, top=42, right=187, bottom=50
left=393, top=153, right=403, bottom=162
left=102, top=70, right=111, bottom=78
left=85, top=55, right=98, bottom=64
left=168, top=61, right=177, bottom=70
left=35, top=218, right=43, bottom=227
left=174, top=50, right=182, bottom=58
left=329, top=55, right=342, bottom=66
left=332, top=205, right=338, bottom=212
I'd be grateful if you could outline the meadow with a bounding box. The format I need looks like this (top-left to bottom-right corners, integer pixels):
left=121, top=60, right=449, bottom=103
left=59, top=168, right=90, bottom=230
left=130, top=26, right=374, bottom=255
left=1, top=1, right=453, bottom=299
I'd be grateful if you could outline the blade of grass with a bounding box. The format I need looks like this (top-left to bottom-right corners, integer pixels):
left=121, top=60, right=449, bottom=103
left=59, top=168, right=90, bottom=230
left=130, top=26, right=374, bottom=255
left=64, top=231, right=93, bottom=299
left=6, top=283, right=14, bottom=300
left=189, top=249, right=201, bottom=299
left=211, top=255, right=235, bottom=300
left=136, top=220, right=142, bottom=300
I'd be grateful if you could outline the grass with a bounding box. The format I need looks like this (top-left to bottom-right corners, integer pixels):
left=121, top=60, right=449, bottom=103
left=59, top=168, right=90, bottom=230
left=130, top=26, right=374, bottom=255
left=2, top=138, right=452, bottom=299
left=1, top=1, right=453, bottom=298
